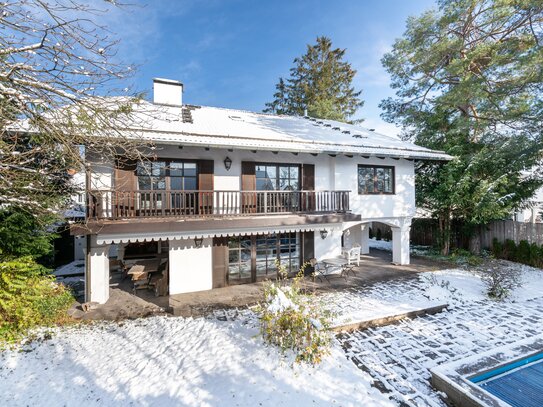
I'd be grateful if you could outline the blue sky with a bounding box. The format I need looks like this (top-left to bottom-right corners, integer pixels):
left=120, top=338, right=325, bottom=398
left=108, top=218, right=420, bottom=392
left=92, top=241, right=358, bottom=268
left=106, top=0, right=436, bottom=135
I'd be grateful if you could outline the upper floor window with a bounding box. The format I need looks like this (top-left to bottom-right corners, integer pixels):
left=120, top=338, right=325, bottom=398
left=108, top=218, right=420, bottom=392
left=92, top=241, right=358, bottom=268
left=358, top=165, right=394, bottom=194
left=255, top=164, right=299, bottom=191
left=136, top=160, right=197, bottom=191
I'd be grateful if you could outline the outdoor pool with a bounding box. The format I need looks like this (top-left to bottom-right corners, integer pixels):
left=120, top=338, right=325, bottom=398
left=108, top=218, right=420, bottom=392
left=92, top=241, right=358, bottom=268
left=470, top=352, right=543, bottom=407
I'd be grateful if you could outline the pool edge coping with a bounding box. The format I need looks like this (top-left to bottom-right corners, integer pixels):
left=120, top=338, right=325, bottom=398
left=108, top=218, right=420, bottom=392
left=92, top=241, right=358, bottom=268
left=430, top=334, right=543, bottom=407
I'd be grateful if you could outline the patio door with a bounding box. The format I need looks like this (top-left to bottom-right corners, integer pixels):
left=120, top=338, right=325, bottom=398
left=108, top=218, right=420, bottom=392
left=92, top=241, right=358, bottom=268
left=226, top=233, right=301, bottom=285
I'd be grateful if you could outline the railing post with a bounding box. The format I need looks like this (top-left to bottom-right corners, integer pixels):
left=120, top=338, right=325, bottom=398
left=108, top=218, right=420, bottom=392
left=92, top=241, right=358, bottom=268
left=264, top=191, right=268, bottom=214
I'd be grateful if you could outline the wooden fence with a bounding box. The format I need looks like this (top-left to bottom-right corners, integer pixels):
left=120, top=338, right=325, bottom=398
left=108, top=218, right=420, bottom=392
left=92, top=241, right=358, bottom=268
left=479, top=220, right=543, bottom=248
left=409, top=218, right=543, bottom=249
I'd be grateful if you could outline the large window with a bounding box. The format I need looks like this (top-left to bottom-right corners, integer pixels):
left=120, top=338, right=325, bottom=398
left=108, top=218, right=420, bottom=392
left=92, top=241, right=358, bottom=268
left=136, top=160, right=197, bottom=191
left=135, top=160, right=198, bottom=210
left=227, top=233, right=301, bottom=284
left=256, top=164, right=299, bottom=191
left=358, top=165, right=394, bottom=194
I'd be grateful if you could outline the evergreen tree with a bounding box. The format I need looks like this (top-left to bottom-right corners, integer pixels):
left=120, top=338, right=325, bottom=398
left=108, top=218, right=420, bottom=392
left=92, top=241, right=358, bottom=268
left=381, top=0, right=543, bottom=254
left=264, top=36, right=364, bottom=122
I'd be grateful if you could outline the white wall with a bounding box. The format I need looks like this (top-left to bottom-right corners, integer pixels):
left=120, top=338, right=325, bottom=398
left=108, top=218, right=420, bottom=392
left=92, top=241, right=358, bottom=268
left=335, top=157, right=416, bottom=220
left=313, top=229, right=342, bottom=260
left=89, top=145, right=416, bottom=222
left=169, top=238, right=213, bottom=294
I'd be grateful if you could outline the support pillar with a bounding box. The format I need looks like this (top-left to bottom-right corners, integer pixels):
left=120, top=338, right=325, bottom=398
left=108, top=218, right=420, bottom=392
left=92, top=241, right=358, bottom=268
left=360, top=224, right=370, bottom=254
left=86, top=235, right=110, bottom=304
left=392, top=223, right=411, bottom=265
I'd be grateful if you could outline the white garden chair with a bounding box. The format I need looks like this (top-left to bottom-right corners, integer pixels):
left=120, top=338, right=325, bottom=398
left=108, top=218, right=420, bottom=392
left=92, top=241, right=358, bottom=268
left=345, top=245, right=361, bottom=266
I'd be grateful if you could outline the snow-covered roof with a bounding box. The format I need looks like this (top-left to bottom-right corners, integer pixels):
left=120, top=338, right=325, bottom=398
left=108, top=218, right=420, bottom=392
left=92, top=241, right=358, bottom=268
left=123, top=102, right=452, bottom=161
left=9, top=98, right=451, bottom=160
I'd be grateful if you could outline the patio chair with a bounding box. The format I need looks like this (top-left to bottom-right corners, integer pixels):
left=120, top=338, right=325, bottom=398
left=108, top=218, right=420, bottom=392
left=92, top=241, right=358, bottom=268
left=345, top=245, right=361, bottom=266
left=148, top=260, right=169, bottom=297
left=132, top=271, right=150, bottom=295
left=309, top=258, right=329, bottom=283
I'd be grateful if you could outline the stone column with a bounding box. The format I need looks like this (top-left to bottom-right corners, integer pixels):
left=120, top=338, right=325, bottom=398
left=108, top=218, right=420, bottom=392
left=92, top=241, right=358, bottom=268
left=392, top=221, right=411, bottom=265
left=360, top=224, right=370, bottom=255
left=87, top=235, right=110, bottom=304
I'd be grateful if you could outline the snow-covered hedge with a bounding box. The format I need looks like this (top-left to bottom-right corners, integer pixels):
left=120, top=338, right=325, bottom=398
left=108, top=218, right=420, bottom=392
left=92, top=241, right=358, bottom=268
left=258, top=261, right=332, bottom=365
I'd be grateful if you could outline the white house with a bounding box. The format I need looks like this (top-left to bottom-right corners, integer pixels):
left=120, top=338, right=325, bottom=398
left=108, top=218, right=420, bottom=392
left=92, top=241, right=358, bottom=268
left=514, top=186, right=543, bottom=223
left=72, top=78, right=451, bottom=304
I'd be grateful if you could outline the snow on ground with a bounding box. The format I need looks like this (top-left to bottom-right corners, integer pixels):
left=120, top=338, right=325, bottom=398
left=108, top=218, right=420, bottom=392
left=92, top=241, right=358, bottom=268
left=54, top=260, right=85, bottom=276
left=2, top=258, right=542, bottom=406
left=0, top=313, right=393, bottom=407
left=368, top=238, right=392, bottom=251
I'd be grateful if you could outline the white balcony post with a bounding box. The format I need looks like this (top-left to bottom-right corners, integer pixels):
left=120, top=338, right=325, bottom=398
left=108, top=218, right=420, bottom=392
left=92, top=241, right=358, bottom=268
left=392, top=220, right=411, bottom=265
left=86, top=235, right=110, bottom=304
left=360, top=224, right=370, bottom=254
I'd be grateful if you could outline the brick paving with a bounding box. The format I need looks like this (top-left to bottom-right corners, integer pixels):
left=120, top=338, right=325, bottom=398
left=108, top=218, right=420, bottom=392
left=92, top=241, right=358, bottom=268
left=337, top=294, right=543, bottom=406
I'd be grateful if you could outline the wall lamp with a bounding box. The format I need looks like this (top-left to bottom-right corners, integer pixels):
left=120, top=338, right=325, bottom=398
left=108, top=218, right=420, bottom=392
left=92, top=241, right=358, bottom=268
left=194, top=237, right=203, bottom=248
left=224, top=156, right=232, bottom=171
left=320, top=229, right=328, bottom=240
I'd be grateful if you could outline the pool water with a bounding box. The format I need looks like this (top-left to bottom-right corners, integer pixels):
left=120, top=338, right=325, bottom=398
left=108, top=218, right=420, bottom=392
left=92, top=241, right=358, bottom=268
left=470, top=352, right=543, bottom=407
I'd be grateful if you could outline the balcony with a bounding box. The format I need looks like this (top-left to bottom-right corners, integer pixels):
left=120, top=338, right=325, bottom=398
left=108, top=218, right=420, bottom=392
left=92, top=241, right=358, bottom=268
left=87, top=190, right=350, bottom=220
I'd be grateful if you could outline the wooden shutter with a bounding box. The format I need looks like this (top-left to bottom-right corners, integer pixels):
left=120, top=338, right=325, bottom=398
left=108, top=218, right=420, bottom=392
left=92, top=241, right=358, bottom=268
left=198, top=160, right=214, bottom=215
left=114, top=158, right=138, bottom=191
left=301, top=164, right=315, bottom=211
left=241, top=161, right=256, bottom=213
left=302, top=232, right=315, bottom=276
left=212, top=237, right=228, bottom=288
left=114, top=158, right=138, bottom=217
left=301, top=164, right=315, bottom=190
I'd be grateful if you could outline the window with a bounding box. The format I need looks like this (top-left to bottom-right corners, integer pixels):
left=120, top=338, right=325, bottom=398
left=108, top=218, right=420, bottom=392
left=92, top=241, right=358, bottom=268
left=227, top=233, right=301, bottom=284
left=358, top=165, right=394, bottom=194
left=136, top=160, right=197, bottom=191
left=135, top=160, right=198, bottom=211
left=137, top=161, right=166, bottom=191
left=228, top=236, right=252, bottom=282
left=256, top=164, right=299, bottom=191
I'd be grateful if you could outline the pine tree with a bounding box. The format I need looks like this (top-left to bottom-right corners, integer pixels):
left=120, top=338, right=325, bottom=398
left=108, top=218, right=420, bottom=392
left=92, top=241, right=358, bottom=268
left=264, top=36, right=364, bottom=122
left=381, top=0, right=543, bottom=254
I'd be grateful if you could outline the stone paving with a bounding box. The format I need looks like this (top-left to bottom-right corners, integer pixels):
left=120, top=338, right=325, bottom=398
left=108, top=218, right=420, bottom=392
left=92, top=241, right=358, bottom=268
left=337, top=295, right=543, bottom=406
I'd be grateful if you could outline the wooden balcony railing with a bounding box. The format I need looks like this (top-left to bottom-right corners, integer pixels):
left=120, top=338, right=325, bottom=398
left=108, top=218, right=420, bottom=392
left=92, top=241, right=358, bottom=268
left=86, top=190, right=350, bottom=220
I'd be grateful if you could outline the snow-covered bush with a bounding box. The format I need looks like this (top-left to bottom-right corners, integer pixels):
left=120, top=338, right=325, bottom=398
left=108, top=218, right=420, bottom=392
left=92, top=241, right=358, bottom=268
left=258, top=261, right=332, bottom=365
left=481, top=262, right=522, bottom=300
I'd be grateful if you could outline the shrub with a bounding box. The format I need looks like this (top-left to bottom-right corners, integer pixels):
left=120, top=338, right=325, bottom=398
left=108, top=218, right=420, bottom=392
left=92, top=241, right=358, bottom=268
left=375, top=228, right=382, bottom=241
left=258, top=260, right=332, bottom=365
left=504, top=239, right=517, bottom=261
left=481, top=262, right=522, bottom=300
left=516, top=240, right=531, bottom=263
left=492, top=238, right=503, bottom=258
left=0, top=257, right=74, bottom=344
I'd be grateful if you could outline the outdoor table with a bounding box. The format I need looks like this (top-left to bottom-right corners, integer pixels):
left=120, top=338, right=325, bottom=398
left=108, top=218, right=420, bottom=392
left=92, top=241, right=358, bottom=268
left=127, top=259, right=161, bottom=275
left=321, top=257, right=350, bottom=281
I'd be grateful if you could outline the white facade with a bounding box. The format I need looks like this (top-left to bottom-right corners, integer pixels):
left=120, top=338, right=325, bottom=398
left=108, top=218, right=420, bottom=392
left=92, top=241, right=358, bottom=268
left=514, top=187, right=543, bottom=223
left=81, top=79, right=449, bottom=304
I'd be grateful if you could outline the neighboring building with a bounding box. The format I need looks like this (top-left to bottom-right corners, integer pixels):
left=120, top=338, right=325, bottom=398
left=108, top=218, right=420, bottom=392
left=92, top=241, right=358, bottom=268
left=71, top=78, right=451, bottom=304
left=514, top=186, right=543, bottom=223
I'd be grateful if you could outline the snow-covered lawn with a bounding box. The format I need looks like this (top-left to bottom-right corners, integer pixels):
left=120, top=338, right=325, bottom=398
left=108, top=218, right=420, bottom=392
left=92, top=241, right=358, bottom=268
left=1, top=258, right=542, bottom=406
left=0, top=313, right=392, bottom=407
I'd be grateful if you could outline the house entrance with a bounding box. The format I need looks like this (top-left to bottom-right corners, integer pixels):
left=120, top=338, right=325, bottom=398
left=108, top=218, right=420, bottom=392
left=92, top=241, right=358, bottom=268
left=226, top=232, right=301, bottom=284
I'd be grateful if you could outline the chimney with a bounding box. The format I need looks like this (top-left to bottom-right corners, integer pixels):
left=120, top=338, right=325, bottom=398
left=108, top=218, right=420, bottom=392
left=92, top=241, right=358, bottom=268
left=153, top=78, right=183, bottom=106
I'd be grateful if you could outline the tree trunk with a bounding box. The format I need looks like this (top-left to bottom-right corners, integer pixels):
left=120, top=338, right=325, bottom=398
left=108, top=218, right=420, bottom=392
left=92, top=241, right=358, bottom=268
left=438, top=210, right=451, bottom=256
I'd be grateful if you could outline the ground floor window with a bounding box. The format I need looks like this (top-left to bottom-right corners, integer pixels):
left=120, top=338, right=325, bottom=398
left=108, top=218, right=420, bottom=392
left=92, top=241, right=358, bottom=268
left=227, top=232, right=301, bottom=284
